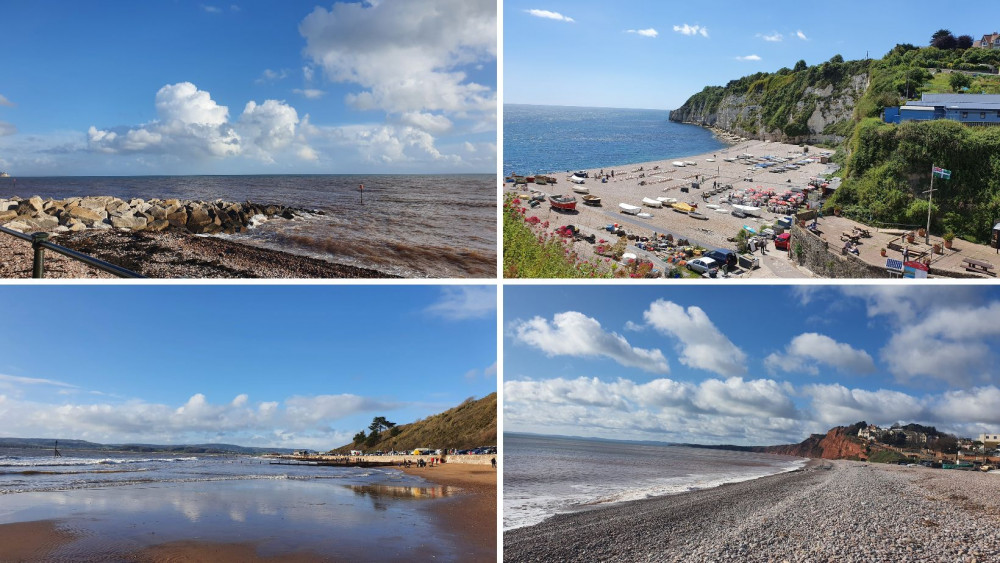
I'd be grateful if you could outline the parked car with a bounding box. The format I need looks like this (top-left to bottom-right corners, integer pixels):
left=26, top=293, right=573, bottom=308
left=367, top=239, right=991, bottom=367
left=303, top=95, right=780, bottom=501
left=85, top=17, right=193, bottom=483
left=774, top=232, right=791, bottom=250
left=687, top=257, right=718, bottom=274
left=704, top=249, right=737, bottom=269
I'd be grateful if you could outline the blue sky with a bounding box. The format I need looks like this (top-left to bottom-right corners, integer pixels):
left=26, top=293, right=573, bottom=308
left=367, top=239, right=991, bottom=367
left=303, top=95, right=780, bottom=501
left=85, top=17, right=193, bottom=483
left=0, top=285, right=496, bottom=450
left=504, top=1, right=1000, bottom=110
left=504, top=285, right=1000, bottom=445
left=0, top=0, right=496, bottom=176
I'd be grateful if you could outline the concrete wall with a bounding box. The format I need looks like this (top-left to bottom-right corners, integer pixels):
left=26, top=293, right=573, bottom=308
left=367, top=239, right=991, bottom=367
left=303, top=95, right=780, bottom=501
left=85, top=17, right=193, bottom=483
left=790, top=224, right=889, bottom=278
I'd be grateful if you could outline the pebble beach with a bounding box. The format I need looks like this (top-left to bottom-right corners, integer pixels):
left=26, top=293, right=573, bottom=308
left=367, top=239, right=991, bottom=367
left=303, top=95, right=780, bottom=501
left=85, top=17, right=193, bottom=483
left=503, top=460, right=1000, bottom=562
left=506, top=138, right=834, bottom=277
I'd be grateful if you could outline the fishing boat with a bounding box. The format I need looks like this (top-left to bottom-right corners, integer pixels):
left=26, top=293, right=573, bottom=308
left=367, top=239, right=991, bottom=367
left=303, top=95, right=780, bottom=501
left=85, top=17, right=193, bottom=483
left=672, top=161, right=686, bottom=167
left=657, top=196, right=677, bottom=204
left=705, top=203, right=720, bottom=209
left=731, top=204, right=761, bottom=217
left=642, top=197, right=662, bottom=208
left=572, top=185, right=590, bottom=194
left=619, top=203, right=641, bottom=215
left=582, top=195, right=602, bottom=206
left=689, top=211, right=708, bottom=220
left=637, top=212, right=654, bottom=218
left=568, top=175, right=586, bottom=184
left=535, top=176, right=548, bottom=186
left=671, top=202, right=696, bottom=213
left=684, top=161, right=696, bottom=166
left=0, top=172, right=9, bottom=178
left=548, top=194, right=577, bottom=211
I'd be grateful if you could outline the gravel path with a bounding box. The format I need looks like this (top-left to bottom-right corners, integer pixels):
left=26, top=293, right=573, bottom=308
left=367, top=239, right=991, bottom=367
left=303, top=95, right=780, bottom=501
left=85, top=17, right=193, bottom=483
left=504, top=460, right=1000, bottom=562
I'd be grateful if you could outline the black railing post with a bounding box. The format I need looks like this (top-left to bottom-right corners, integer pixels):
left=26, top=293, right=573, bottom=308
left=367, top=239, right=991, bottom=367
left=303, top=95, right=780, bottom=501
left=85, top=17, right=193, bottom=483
left=31, top=232, right=49, bottom=278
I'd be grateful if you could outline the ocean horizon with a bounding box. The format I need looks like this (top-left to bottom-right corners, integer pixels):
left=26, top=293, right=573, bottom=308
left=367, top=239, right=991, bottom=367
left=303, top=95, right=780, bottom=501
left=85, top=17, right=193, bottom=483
left=503, top=103, right=727, bottom=176
left=503, top=432, right=806, bottom=530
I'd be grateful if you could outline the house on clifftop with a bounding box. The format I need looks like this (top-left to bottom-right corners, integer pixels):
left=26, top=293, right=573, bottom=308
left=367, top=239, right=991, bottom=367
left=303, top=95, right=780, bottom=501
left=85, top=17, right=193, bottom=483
left=883, top=93, right=1000, bottom=126
left=978, top=32, right=1000, bottom=49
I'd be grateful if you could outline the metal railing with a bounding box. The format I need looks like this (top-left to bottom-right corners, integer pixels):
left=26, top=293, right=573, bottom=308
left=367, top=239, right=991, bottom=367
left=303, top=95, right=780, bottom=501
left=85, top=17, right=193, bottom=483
left=0, top=225, right=144, bottom=278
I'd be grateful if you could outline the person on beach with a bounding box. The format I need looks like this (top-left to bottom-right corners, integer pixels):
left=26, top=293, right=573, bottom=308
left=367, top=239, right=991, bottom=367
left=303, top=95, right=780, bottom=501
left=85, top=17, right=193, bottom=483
left=491, top=457, right=496, bottom=469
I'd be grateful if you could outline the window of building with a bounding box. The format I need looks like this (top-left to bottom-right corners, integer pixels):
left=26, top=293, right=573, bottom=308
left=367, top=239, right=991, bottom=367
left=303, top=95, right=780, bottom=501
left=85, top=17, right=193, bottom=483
left=982, top=112, right=987, bottom=120
left=961, top=111, right=968, bottom=119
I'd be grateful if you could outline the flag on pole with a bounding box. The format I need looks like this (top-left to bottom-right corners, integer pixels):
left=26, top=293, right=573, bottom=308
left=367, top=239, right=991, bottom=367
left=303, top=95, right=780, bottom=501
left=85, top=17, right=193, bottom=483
left=932, top=166, right=951, bottom=180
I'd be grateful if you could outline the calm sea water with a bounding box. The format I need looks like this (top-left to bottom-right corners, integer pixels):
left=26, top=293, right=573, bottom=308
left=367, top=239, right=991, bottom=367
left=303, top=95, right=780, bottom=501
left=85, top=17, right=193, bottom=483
left=503, top=433, right=806, bottom=530
left=503, top=104, right=727, bottom=176
left=0, top=174, right=495, bottom=278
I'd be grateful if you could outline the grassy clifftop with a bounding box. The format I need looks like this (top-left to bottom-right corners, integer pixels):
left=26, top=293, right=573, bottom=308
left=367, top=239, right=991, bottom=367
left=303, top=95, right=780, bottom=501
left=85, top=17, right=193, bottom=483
left=330, top=392, right=497, bottom=454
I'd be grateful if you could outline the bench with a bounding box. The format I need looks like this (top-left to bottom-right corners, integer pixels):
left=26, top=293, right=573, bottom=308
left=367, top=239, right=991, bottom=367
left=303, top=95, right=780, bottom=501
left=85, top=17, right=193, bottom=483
left=887, top=242, right=904, bottom=253
left=963, top=258, right=996, bottom=276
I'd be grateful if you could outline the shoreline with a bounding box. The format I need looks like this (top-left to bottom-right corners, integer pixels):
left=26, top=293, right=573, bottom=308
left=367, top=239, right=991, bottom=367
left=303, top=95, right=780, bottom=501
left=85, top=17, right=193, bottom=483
left=504, top=459, right=1000, bottom=561
left=506, top=137, right=830, bottom=278
left=400, top=463, right=498, bottom=563
left=0, top=228, right=400, bottom=278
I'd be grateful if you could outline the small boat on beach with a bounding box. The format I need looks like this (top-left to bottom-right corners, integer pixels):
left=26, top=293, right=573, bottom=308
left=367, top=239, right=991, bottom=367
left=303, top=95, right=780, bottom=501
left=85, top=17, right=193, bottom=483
left=657, top=196, right=677, bottom=204
left=619, top=203, right=641, bottom=215
left=689, top=211, right=708, bottom=220
left=572, top=185, right=590, bottom=194
left=549, top=194, right=577, bottom=211
left=672, top=161, right=686, bottom=167
left=569, top=176, right=585, bottom=184
left=732, top=204, right=761, bottom=217
left=705, top=204, right=720, bottom=209
left=582, top=195, right=602, bottom=206
left=637, top=212, right=654, bottom=218
left=671, top=202, right=696, bottom=213
left=642, top=197, right=662, bottom=208
left=684, top=161, right=696, bottom=166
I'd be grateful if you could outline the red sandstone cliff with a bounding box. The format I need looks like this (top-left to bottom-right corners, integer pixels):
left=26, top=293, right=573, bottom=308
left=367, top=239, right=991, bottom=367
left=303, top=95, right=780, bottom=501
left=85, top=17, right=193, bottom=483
left=757, top=424, right=867, bottom=460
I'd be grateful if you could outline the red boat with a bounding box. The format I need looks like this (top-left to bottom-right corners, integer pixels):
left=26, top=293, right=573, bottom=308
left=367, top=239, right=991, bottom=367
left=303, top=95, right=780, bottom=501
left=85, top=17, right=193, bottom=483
left=548, top=194, right=577, bottom=211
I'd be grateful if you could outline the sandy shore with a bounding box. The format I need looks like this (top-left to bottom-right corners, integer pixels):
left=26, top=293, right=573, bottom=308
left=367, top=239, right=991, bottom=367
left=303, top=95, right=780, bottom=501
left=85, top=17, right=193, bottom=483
left=507, top=138, right=831, bottom=278
left=0, top=229, right=398, bottom=278
left=504, top=459, right=1000, bottom=562
left=0, top=520, right=78, bottom=561
left=401, top=462, right=498, bottom=563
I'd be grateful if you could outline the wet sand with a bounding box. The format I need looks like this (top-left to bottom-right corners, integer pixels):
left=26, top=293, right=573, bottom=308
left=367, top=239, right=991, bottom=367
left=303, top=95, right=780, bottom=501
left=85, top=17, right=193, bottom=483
left=0, top=473, right=475, bottom=562
left=401, top=462, right=498, bottom=563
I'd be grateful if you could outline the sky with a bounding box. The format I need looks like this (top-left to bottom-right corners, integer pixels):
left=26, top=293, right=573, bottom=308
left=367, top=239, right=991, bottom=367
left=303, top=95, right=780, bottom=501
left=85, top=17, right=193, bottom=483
left=0, top=0, right=496, bottom=176
left=504, top=1, right=1000, bottom=110
left=504, top=285, right=1000, bottom=446
left=0, top=285, right=496, bottom=451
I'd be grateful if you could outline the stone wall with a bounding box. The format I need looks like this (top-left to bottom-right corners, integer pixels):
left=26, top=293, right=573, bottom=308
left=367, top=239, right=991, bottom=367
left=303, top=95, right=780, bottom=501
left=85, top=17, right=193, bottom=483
left=790, top=224, right=889, bottom=279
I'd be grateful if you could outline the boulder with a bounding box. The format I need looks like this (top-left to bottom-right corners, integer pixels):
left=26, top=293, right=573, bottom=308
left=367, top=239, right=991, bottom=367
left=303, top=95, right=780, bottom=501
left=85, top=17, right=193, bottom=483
left=147, top=205, right=168, bottom=220
left=81, top=196, right=116, bottom=211
left=146, top=219, right=170, bottom=232
left=65, top=205, right=107, bottom=225
left=110, top=214, right=148, bottom=230
left=164, top=199, right=181, bottom=207
left=91, top=221, right=111, bottom=230
left=186, top=205, right=213, bottom=233
left=26, top=215, right=59, bottom=231
left=65, top=218, right=88, bottom=232
left=3, top=220, right=30, bottom=233
left=167, top=209, right=188, bottom=228
left=0, top=200, right=16, bottom=211
left=0, top=209, right=17, bottom=223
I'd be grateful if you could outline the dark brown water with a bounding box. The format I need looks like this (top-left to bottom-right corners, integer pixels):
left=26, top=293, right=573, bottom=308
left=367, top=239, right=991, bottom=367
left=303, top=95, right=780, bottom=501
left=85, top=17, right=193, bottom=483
left=1, top=174, right=496, bottom=278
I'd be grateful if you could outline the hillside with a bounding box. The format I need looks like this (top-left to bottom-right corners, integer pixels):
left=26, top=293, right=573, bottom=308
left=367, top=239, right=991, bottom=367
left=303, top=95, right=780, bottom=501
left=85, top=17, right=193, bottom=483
left=331, top=392, right=497, bottom=454
left=0, top=437, right=293, bottom=455
left=755, top=422, right=868, bottom=460
left=671, top=41, right=1000, bottom=242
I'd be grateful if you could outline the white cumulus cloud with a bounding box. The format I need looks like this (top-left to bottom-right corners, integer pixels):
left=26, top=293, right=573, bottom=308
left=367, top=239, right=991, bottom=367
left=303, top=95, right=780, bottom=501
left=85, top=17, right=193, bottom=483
left=293, top=88, right=325, bottom=99
left=513, top=311, right=670, bottom=373
left=736, top=54, right=762, bottom=61
left=425, top=286, right=496, bottom=320
left=642, top=300, right=746, bottom=376
left=673, top=24, right=708, bottom=37
left=796, top=30, right=808, bottom=40
left=758, top=32, right=782, bottom=42
left=525, top=9, right=574, bottom=23
left=626, top=28, right=658, bottom=38
left=765, top=333, right=876, bottom=375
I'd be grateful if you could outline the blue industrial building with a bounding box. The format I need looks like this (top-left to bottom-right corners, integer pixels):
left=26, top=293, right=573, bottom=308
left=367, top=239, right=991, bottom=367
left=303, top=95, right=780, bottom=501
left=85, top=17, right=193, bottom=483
left=883, top=94, right=1000, bottom=125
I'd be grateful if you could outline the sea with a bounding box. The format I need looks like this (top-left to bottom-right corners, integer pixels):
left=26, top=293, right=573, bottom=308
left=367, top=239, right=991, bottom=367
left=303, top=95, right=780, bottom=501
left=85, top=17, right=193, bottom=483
left=0, top=449, right=466, bottom=560
left=503, top=104, right=728, bottom=177
left=503, top=433, right=807, bottom=531
left=0, top=174, right=495, bottom=278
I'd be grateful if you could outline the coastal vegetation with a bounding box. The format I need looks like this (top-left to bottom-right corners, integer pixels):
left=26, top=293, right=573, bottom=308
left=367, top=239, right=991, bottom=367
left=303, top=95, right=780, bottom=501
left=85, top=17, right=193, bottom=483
left=503, top=194, right=610, bottom=278
left=331, top=392, right=497, bottom=454
left=671, top=32, right=1000, bottom=242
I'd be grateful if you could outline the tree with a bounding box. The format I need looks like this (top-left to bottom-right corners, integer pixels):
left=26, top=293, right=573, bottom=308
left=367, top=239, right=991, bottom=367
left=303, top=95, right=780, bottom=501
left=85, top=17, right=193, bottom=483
left=353, top=431, right=366, bottom=444
left=793, top=59, right=807, bottom=72
left=829, top=54, right=844, bottom=64
left=366, top=416, right=396, bottom=439
left=957, top=35, right=974, bottom=49
left=931, top=29, right=957, bottom=50
left=949, top=72, right=971, bottom=92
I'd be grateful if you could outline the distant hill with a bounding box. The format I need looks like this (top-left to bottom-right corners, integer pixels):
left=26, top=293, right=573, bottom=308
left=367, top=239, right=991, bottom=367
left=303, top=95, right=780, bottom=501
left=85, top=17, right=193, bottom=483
left=330, top=393, right=497, bottom=454
left=0, top=437, right=294, bottom=455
